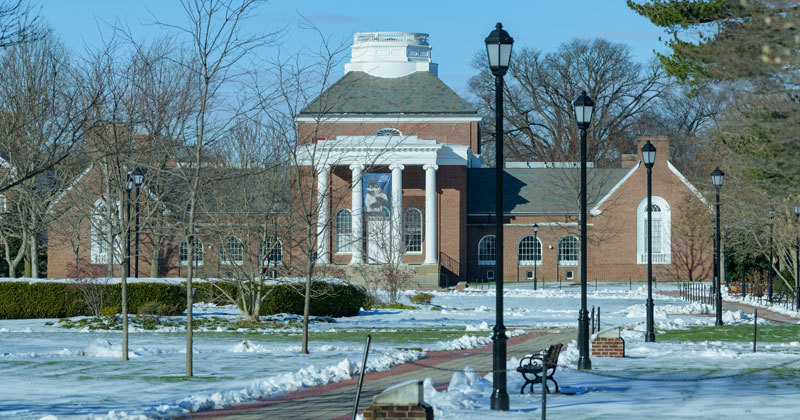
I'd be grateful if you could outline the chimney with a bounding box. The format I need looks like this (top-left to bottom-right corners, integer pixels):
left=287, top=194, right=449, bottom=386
left=619, top=154, right=638, bottom=169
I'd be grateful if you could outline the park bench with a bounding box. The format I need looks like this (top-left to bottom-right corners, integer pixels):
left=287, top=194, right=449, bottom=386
left=515, top=343, right=563, bottom=394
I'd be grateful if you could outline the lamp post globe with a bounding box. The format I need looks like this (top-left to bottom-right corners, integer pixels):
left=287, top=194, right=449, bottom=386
left=573, top=90, right=594, bottom=370
left=533, top=223, right=539, bottom=290
left=711, top=167, right=724, bottom=326
left=486, top=22, right=513, bottom=412
left=642, top=140, right=656, bottom=342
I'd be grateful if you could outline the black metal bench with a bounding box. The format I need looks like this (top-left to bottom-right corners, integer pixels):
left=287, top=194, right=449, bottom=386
left=516, top=343, right=563, bottom=394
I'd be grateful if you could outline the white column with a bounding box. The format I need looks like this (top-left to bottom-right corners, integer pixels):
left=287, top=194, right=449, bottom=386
left=317, top=165, right=330, bottom=264
left=423, top=164, right=438, bottom=264
left=390, top=164, right=404, bottom=263
left=349, top=164, right=364, bottom=264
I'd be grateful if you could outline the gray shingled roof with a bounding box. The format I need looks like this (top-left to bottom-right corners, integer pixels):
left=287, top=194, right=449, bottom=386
left=299, top=71, right=479, bottom=117
left=468, top=167, right=631, bottom=215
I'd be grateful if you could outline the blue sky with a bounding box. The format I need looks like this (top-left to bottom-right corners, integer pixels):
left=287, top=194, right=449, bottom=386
left=37, top=0, right=669, bottom=97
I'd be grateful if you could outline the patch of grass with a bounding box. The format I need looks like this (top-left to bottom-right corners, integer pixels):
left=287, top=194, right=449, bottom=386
left=374, top=303, right=417, bottom=310
left=659, top=324, right=800, bottom=343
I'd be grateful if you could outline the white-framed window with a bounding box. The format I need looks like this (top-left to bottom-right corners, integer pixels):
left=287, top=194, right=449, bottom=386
left=637, top=197, right=671, bottom=264
left=179, top=238, right=204, bottom=266
left=403, top=208, right=422, bottom=253
left=335, top=209, right=352, bottom=253
left=260, top=236, right=282, bottom=266
left=486, top=270, right=495, bottom=281
left=374, top=127, right=402, bottom=137
left=526, top=270, right=534, bottom=280
left=558, top=235, right=579, bottom=266
left=518, top=235, right=542, bottom=266
left=219, top=235, right=244, bottom=265
left=90, top=198, right=116, bottom=264
left=478, top=235, right=496, bottom=266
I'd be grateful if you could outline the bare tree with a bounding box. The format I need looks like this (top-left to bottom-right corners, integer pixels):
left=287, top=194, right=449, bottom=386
left=469, top=39, right=669, bottom=167
left=0, top=1, right=41, bottom=49
left=669, top=195, right=713, bottom=282
left=155, top=0, right=276, bottom=376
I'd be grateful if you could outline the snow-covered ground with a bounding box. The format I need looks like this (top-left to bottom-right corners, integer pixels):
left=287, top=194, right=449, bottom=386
left=0, top=282, right=797, bottom=419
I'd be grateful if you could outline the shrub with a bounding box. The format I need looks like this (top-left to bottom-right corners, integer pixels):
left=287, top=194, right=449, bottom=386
left=259, top=281, right=367, bottom=317
left=0, top=282, right=185, bottom=319
left=409, top=292, right=434, bottom=305
left=374, top=303, right=417, bottom=310
left=100, top=305, right=120, bottom=317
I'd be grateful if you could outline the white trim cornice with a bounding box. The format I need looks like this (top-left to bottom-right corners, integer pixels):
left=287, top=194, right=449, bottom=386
left=589, top=161, right=640, bottom=216
left=668, top=161, right=708, bottom=205
left=296, top=136, right=473, bottom=167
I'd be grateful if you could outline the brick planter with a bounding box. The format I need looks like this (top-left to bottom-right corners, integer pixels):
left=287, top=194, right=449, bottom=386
left=364, top=403, right=433, bottom=420
left=591, top=328, right=625, bottom=358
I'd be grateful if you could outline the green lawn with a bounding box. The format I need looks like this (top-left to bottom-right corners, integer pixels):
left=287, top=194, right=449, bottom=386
left=659, top=324, right=800, bottom=343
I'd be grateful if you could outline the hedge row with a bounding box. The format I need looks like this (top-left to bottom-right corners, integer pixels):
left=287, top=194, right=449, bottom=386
left=0, top=281, right=366, bottom=319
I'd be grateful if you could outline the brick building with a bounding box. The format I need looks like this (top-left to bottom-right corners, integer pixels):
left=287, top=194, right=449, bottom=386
left=46, top=31, right=712, bottom=287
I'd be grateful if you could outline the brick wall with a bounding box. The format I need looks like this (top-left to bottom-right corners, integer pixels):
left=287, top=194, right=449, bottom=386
left=592, top=337, right=625, bottom=358
left=364, top=404, right=433, bottom=420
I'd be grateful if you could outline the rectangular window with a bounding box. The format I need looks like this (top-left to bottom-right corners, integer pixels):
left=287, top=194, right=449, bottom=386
left=526, top=270, right=534, bottom=280
left=486, top=270, right=495, bottom=281
left=644, top=219, right=662, bottom=254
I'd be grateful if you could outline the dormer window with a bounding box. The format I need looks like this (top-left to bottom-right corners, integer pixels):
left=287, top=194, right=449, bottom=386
left=374, top=127, right=402, bottom=137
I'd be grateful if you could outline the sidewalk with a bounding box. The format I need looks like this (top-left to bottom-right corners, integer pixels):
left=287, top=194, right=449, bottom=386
left=190, top=328, right=577, bottom=420
left=658, top=290, right=800, bottom=323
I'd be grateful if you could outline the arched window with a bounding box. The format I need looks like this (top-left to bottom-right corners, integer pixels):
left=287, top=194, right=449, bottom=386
left=403, top=208, right=422, bottom=253
left=638, top=196, right=671, bottom=264
left=518, top=235, right=542, bottom=266
left=478, top=235, right=496, bottom=266
left=90, top=198, right=112, bottom=264
left=260, top=236, right=282, bottom=266
left=558, top=236, right=579, bottom=266
left=335, top=209, right=352, bottom=253
left=179, top=238, right=204, bottom=266
left=219, top=235, right=243, bottom=265
left=374, top=127, right=402, bottom=137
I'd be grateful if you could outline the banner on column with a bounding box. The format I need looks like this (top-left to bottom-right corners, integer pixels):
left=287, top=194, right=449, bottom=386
left=363, top=173, right=391, bottom=219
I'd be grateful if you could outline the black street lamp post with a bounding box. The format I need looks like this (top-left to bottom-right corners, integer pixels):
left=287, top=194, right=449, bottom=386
left=485, top=22, right=513, bottom=411
left=533, top=223, right=539, bottom=290
left=125, top=178, right=133, bottom=278
left=711, top=167, right=724, bottom=326
left=573, top=90, right=594, bottom=370
left=794, top=205, right=799, bottom=311
left=768, top=206, right=775, bottom=303
left=642, top=140, right=656, bottom=342
left=130, top=168, right=145, bottom=278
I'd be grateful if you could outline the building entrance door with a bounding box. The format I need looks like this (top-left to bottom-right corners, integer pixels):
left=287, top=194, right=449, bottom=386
left=366, top=208, right=391, bottom=264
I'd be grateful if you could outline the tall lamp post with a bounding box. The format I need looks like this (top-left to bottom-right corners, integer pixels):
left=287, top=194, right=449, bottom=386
left=711, top=167, right=724, bottom=326
left=794, top=204, right=799, bottom=311
left=641, top=140, right=656, bottom=342
left=573, top=90, right=594, bottom=370
left=125, top=177, right=133, bottom=278
left=485, top=22, right=513, bottom=411
left=533, top=223, right=539, bottom=290
left=768, top=206, right=775, bottom=302
left=130, top=168, right=145, bottom=278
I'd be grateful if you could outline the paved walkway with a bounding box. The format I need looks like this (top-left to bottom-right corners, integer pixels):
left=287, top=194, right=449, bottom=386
left=657, top=291, right=800, bottom=323
left=190, top=329, right=576, bottom=420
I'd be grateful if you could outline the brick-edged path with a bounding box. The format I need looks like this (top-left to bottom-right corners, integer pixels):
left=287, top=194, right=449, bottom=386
left=189, top=329, right=576, bottom=420
left=658, top=291, right=800, bottom=323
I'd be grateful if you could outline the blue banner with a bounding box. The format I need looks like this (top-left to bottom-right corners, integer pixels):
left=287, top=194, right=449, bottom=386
left=363, top=173, right=391, bottom=218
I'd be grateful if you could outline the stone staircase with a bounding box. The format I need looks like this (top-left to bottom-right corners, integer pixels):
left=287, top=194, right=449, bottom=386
left=338, top=263, right=442, bottom=290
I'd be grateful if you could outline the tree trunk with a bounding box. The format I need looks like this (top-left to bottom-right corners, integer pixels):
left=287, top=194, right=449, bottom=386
left=121, top=266, right=129, bottom=361
left=29, top=235, right=38, bottom=278
left=302, top=255, right=312, bottom=354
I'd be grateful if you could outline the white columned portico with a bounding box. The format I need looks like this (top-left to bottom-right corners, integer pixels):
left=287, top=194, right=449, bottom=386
left=349, top=164, right=365, bottom=264
left=317, top=165, right=330, bottom=264
left=423, top=164, right=438, bottom=264
left=390, top=164, right=404, bottom=263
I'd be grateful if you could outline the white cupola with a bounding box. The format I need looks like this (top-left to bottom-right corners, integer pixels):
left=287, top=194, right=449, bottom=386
left=344, top=32, right=439, bottom=78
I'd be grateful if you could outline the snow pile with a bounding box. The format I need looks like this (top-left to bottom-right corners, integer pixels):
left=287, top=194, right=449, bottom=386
left=465, top=321, right=490, bottom=331
left=229, top=340, right=271, bottom=353
left=436, top=335, right=492, bottom=350
left=83, top=339, right=140, bottom=358
left=423, top=366, right=493, bottom=411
